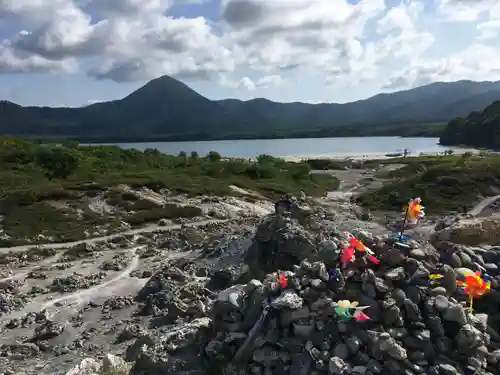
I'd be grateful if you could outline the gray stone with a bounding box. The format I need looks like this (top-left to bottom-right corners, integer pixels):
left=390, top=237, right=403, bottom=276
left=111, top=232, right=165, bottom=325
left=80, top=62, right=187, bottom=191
left=442, top=303, right=467, bottom=325
left=329, top=357, right=348, bottom=375
left=333, top=343, right=350, bottom=359
left=376, top=333, right=407, bottom=360
left=293, top=323, right=314, bottom=339
left=346, top=336, right=362, bottom=354
left=434, top=295, right=449, bottom=312
left=271, top=290, right=303, bottom=310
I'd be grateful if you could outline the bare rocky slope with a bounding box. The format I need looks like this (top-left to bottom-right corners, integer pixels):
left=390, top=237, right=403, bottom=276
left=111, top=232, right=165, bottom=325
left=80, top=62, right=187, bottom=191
left=2, top=175, right=500, bottom=375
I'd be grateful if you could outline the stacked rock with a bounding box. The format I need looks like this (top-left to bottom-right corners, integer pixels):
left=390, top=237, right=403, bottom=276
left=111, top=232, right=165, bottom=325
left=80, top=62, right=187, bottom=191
left=204, top=238, right=500, bottom=375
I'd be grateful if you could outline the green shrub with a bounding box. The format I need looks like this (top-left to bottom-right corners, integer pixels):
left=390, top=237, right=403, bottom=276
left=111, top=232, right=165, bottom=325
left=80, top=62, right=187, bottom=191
left=358, top=161, right=500, bottom=214
left=0, top=137, right=339, bottom=243
left=305, top=159, right=347, bottom=170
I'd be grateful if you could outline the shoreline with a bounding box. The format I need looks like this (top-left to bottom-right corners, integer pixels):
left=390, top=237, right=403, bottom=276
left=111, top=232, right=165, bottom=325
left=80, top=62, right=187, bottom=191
left=281, top=149, right=478, bottom=162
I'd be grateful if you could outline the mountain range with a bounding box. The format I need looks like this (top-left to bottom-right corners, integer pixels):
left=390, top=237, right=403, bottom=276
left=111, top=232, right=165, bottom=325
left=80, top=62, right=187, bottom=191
left=2, top=76, right=500, bottom=142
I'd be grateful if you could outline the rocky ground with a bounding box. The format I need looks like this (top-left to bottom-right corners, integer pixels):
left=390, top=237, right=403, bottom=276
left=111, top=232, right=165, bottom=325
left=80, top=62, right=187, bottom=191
left=2, top=166, right=500, bottom=375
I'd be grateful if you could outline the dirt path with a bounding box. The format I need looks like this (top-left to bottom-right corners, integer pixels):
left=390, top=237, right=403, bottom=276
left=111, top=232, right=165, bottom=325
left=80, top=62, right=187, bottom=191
left=0, top=252, right=64, bottom=283
left=0, top=247, right=143, bottom=325
left=41, top=251, right=141, bottom=313
left=0, top=241, right=207, bottom=327
left=468, top=195, right=500, bottom=217
left=0, top=219, right=227, bottom=255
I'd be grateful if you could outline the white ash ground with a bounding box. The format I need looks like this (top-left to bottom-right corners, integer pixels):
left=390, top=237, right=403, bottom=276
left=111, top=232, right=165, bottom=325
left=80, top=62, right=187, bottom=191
left=1, top=166, right=500, bottom=375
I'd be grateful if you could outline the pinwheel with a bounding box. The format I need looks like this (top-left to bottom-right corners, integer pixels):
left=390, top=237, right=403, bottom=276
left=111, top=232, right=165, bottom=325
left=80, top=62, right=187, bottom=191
left=340, top=232, right=380, bottom=265
left=279, top=272, right=288, bottom=288
left=429, top=274, right=443, bottom=280
left=352, top=309, right=371, bottom=321
left=407, top=197, right=425, bottom=224
left=344, top=232, right=374, bottom=255
left=456, top=271, right=491, bottom=312
left=391, top=234, right=409, bottom=242
left=332, top=300, right=370, bottom=321
left=398, top=198, right=425, bottom=240
left=340, top=245, right=356, bottom=264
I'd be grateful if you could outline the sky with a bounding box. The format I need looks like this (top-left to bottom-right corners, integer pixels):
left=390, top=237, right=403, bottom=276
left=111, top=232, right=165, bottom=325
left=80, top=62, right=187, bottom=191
left=0, top=0, right=499, bottom=107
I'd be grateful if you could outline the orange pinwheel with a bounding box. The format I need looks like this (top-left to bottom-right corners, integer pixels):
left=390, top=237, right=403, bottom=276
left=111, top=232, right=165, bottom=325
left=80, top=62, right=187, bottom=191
left=456, top=271, right=491, bottom=312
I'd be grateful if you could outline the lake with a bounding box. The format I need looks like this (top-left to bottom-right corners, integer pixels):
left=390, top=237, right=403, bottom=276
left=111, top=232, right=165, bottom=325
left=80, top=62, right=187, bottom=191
left=103, top=137, right=474, bottom=158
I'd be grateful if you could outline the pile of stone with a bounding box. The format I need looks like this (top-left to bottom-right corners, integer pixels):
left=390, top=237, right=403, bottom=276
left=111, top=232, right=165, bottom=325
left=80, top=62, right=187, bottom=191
left=203, top=233, right=500, bottom=375
left=100, top=253, right=132, bottom=271
left=27, top=269, right=48, bottom=279
left=65, top=353, right=131, bottom=375
left=135, top=265, right=214, bottom=324
left=102, top=295, right=135, bottom=312
left=244, top=210, right=319, bottom=281
left=60, top=242, right=101, bottom=262
left=0, top=279, right=28, bottom=317
left=30, top=195, right=500, bottom=375
left=51, top=272, right=107, bottom=293
left=5, top=310, right=48, bottom=329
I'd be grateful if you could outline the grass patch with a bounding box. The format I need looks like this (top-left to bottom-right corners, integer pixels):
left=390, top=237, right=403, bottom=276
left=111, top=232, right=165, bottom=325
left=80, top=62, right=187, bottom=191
left=362, top=155, right=464, bottom=170
left=0, top=140, right=339, bottom=244
left=384, top=163, right=429, bottom=179
left=0, top=201, right=118, bottom=246
left=304, top=159, right=348, bottom=170
left=0, top=142, right=338, bottom=203
left=357, top=157, right=500, bottom=214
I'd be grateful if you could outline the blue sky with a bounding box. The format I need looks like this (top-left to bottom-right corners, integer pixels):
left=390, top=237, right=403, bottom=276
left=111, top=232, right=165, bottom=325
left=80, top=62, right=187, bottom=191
left=0, top=0, right=499, bottom=107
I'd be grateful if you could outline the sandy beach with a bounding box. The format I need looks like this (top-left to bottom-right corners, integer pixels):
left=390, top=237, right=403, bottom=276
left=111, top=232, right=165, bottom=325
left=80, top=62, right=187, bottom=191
left=282, top=153, right=393, bottom=162
left=281, top=148, right=478, bottom=162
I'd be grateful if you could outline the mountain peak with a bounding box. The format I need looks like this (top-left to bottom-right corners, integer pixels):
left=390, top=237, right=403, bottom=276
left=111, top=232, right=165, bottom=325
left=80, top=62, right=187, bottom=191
left=1, top=79, right=500, bottom=142
left=144, top=74, right=184, bottom=87
left=122, top=74, right=209, bottom=102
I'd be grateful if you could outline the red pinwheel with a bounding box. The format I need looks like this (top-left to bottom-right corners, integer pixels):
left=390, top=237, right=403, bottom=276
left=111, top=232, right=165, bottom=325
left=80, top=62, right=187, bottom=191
left=279, top=272, right=288, bottom=288
left=456, top=271, right=491, bottom=312
left=340, top=246, right=355, bottom=265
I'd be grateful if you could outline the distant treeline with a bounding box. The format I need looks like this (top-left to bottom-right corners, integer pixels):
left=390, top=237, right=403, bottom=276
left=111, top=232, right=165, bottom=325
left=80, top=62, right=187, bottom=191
left=27, top=122, right=446, bottom=144
left=440, top=100, right=500, bottom=150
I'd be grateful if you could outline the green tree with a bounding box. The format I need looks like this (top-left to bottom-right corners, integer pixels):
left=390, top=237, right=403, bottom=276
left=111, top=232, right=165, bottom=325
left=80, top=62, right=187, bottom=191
left=0, top=137, right=37, bottom=164
left=35, top=147, right=79, bottom=179
left=190, top=151, right=199, bottom=159
left=290, top=162, right=311, bottom=180
left=256, top=154, right=277, bottom=165
left=60, top=140, right=80, bottom=148
left=207, top=151, right=221, bottom=162
left=457, top=151, right=473, bottom=168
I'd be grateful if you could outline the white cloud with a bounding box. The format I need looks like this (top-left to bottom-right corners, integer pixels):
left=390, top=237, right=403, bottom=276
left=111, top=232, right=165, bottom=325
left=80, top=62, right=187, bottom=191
left=220, top=74, right=283, bottom=90
left=477, top=20, right=500, bottom=40
left=0, top=39, right=77, bottom=73
left=380, top=0, right=500, bottom=90
left=221, top=0, right=387, bottom=74
left=0, top=0, right=499, bottom=95
left=384, top=44, right=500, bottom=89
left=0, top=0, right=234, bottom=79
left=436, top=0, right=496, bottom=22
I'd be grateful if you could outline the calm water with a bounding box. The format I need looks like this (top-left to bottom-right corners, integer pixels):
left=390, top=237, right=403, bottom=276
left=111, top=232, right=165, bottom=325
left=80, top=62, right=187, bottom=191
left=100, top=137, right=473, bottom=158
